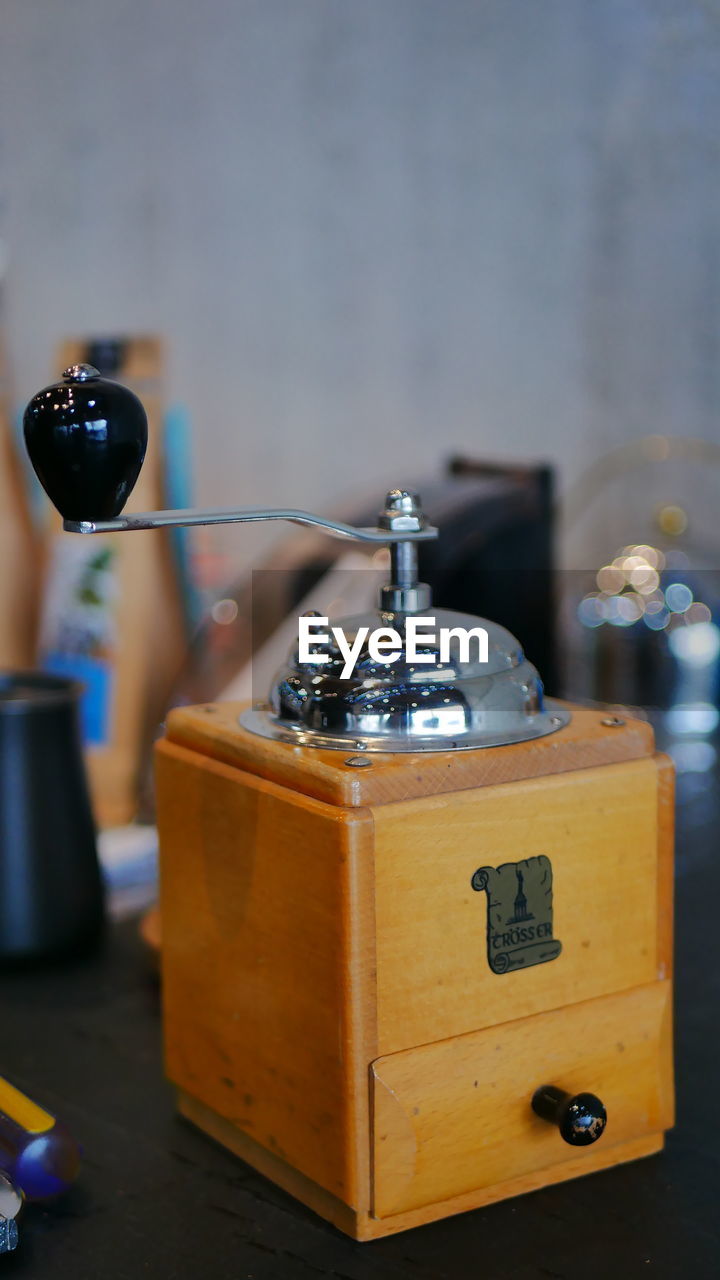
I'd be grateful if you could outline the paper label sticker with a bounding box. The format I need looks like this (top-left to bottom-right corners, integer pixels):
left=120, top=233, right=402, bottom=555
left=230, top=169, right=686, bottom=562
left=471, top=855, right=562, bottom=975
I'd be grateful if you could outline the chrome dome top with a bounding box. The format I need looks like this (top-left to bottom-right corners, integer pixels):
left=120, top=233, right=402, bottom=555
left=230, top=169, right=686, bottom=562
left=241, top=605, right=569, bottom=753
left=241, top=489, right=569, bottom=753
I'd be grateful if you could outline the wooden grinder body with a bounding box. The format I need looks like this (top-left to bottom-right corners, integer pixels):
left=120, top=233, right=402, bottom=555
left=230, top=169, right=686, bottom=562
left=156, top=700, right=674, bottom=1241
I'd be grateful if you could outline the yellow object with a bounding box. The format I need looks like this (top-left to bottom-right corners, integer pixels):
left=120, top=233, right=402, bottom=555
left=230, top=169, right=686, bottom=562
left=657, top=504, right=688, bottom=536
left=155, top=700, right=674, bottom=1240
left=0, top=1077, right=53, bottom=1135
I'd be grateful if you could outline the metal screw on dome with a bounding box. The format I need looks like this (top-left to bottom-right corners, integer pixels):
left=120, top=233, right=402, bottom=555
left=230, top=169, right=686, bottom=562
left=62, top=364, right=101, bottom=382
left=378, top=490, right=432, bottom=614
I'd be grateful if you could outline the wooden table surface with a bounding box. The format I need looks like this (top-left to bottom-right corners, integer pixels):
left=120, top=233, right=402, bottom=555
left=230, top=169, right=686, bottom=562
left=1, top=768, right=718, bottom=1280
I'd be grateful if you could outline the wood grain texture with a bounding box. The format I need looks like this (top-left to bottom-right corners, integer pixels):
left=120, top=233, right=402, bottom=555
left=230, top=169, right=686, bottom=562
left=372, top=757, right=663, bottom=1054
left=166, top=700, right=655, bottom=808
left=372, top=981, right=673, bottom=1219
left=50, top=337, right=185, bottom=826
left=656, top=753, right=675, bottom=982
left=179, top=1089, right=663, bottom=1241
left=156, top=738, right=377, bottom=1209
left=156, top=706, right=673, bottom=1238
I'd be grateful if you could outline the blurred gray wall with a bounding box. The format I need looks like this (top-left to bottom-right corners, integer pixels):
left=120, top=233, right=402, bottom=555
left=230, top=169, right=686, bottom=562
left=1, top=0, right=719, bottom=566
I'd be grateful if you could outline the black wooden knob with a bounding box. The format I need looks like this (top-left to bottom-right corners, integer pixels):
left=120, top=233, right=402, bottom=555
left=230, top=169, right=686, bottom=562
left=23, top=364, right=148, bottom=522
left=532, top=1085, right=607, bottom=1146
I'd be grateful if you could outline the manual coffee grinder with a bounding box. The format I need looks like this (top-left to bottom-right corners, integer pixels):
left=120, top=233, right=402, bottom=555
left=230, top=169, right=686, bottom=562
left=24, top=366, right=674, bottom=1240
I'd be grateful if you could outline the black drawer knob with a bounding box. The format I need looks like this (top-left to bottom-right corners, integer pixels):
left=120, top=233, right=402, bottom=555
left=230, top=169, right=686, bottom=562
left=531, top=1085, right=607, bottom=1146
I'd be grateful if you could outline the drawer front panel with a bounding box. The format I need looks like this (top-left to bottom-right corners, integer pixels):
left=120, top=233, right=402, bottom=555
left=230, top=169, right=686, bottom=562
left=372, top=757, right=666, bottom=1054
left=372, top=981, right=673, bottom=1218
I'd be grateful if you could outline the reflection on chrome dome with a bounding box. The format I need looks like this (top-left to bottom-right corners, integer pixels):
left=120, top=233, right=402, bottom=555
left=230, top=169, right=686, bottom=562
left=241, top=607, right=569, bottom=753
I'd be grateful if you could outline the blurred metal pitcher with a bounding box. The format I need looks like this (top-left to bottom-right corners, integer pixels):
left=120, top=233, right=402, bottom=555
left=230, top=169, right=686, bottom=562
left=0, top=673, right=104, bottom=961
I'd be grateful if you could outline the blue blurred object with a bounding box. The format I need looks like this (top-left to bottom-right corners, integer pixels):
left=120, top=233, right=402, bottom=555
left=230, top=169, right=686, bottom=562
left=41, top=651, right=113, bottom=746
left=163, top=404, right=201, bottom=630
left=0, top=1075, right=80, bottom=1201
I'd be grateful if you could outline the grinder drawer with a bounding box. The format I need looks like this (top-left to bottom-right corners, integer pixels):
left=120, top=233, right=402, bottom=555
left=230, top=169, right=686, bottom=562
left=371, top=981, right=673, bottom=1219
